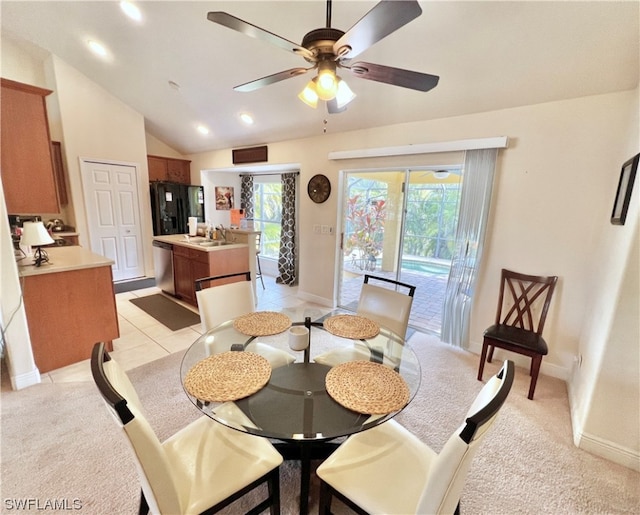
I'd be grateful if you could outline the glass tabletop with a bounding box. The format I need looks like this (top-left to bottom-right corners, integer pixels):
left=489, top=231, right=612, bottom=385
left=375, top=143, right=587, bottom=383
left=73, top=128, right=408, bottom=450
left=180, top=307, right=422, bottom=442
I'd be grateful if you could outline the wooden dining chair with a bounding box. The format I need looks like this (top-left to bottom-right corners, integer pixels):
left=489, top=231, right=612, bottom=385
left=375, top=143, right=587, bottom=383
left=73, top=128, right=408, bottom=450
left=317, top=360, right=515, bottom=514
left=478, top=269, right=558, bottom=400
left=90, top=342, right=283, bottom=515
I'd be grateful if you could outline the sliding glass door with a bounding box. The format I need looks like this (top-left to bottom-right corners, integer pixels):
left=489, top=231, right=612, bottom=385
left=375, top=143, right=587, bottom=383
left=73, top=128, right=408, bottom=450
left=338, top=167, right=462, bottom=334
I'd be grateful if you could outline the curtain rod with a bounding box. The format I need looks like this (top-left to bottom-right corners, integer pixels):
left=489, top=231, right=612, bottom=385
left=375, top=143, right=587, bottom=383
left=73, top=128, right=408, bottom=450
left=328, top=137, right=509, bottom=160
left=239, top=171, right=300, bottom=177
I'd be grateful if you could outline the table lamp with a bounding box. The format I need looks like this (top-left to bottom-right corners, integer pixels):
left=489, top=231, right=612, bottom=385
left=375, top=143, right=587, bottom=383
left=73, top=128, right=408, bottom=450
left=20, top=221, right=55, bottom=267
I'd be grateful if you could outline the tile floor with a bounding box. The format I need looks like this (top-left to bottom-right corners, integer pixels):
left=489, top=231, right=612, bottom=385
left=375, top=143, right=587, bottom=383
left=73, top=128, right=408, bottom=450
left=43, top=274, right=326, bottom=384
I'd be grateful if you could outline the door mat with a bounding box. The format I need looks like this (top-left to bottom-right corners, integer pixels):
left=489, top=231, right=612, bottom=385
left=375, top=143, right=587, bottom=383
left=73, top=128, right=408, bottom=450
left=114, top=277, right=156, bottom=294
left=129, top=294, right=200, bottom=331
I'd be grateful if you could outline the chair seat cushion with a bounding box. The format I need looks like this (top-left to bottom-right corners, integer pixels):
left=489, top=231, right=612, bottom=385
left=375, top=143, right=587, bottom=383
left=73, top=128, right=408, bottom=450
left=163, top=416, right=282, bottom=514
left=317, top=419, right=435, bottom=514
left=483, top=324, right=548, bottom=355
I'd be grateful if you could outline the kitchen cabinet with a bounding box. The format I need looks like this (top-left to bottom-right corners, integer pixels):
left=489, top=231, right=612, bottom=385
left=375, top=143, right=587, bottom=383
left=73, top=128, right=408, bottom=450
left=173, top=244, right=249, bottom=306
left=1, top=78, right=59, bottom=213
left=51, top=141, right=68, bottom=206
left=148, top=155, right=191, bottom=184
left=18, top=247, right=119, bottom=373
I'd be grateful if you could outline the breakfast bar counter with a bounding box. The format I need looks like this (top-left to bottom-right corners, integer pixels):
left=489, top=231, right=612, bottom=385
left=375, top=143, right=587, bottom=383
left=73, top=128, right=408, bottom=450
left=17, top=245, right=114, bottom=276
left=18, top=246, right=120, bottom=373
left=152, top=234, right=250, bottom=306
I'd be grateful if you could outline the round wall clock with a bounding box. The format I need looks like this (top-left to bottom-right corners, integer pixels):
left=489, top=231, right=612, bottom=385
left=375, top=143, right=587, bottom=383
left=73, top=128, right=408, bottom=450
left=307, top=174, right=331, bottom=203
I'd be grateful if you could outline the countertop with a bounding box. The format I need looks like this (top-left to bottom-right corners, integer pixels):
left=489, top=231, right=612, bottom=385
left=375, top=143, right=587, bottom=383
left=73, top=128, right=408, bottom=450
left=18, top=246, right=114, bottom=277
left=153, top=234, right=248, bottom=252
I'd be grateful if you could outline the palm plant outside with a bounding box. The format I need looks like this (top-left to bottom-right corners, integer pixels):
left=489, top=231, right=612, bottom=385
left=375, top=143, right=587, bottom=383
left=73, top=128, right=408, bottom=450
left=344, top=178, right=460, bottom=270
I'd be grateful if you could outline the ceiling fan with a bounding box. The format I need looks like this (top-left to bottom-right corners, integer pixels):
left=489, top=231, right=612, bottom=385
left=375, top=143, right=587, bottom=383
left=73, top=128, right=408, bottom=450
left=207, top=0, right=439, bottom=113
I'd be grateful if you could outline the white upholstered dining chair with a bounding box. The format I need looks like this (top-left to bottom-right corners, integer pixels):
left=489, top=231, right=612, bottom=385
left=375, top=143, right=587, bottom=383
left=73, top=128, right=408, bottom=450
left=316, top=360, right=515, bottom=515
left=357, top=274, right=416, bottom=338
left=315, top=274, right=416, bottom=368
left=194, top=271, right=294, bottom=368
left=90, top=342, right=283, bottom=515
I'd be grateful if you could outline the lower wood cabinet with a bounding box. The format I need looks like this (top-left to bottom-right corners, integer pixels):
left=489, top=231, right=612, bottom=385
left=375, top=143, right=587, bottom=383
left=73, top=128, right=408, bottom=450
left=173, top=245, right=250, bottom=306
left=21, top=265, right=119, bottom=373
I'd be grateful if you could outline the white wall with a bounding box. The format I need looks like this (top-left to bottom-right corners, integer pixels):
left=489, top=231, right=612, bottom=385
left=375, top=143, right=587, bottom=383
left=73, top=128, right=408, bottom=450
left=570, top=89, right=639, bottom=468
left=145, top=133, right=184, bottom=158
left=201, top=171, right=241, bottom=229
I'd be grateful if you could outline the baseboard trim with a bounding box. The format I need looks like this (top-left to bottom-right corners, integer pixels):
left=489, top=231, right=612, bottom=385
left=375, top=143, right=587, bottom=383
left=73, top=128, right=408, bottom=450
left=296, top=290, right=333, bottom=308
left=576, top=431, right=640, bottom=472
left=11, top=367, right=41, bottom=390
left=467, top=339, right=570, bottom=380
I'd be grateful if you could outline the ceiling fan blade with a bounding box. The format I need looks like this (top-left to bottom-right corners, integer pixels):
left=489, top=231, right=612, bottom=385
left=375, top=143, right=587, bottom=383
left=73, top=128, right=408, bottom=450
left=234, top=67, right=312, bottom=92
left=327, top=98, right=347, bottom=114
left=207, top=12, right=314, bottom=60
left=333, top=0, right=422, bottom=59
left=347, top=62, right=439, bottom=92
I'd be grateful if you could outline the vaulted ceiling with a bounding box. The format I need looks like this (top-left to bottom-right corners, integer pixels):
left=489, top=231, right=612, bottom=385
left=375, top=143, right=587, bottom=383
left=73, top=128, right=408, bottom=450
left=2, top=1, right=638, bottom=155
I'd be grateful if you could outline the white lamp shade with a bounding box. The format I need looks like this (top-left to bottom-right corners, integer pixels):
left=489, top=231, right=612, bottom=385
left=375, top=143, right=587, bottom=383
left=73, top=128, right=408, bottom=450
left=298, top=80, right=319, bottom=108
left=21, top=221, right=55, bottom=247
left=335, top=78, right=356, bottom=108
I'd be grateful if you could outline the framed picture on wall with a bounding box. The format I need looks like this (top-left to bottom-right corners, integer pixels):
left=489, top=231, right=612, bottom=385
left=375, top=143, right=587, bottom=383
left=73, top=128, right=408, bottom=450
left=215, top=186, right=234, bottom=210
left=611, top=153, right=639, bottom=225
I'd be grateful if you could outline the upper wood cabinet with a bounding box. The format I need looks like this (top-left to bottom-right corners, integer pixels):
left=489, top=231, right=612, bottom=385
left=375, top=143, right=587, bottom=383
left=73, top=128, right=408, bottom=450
left=1, top=78, right=59, bottom=214
left=51, top=141, right=68, bottom=206
left=147, top=154, right=191, bottom=184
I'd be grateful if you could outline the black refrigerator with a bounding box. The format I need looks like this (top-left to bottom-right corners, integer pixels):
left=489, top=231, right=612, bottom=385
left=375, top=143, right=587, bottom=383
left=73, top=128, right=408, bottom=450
left=150, top=181, right=205, bottom=235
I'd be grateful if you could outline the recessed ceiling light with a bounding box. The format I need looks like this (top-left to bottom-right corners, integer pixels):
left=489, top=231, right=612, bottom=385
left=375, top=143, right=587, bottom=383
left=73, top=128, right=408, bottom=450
left=240, top=113, right=254, bottom=125
left=120, top=1, right=142, bottom=22
left=197, top=125, right=209, bottom=135
left=87, top=40, right=108, bottom=58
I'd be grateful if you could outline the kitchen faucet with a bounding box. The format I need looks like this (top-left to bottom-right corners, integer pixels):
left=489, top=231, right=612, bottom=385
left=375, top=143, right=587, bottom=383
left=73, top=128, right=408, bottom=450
left=217, top=225, right=227, bottom=242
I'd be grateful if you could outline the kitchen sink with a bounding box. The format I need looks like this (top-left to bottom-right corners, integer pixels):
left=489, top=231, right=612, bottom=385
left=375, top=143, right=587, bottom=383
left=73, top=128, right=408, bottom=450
left=199, top=240, right=231, bottom=247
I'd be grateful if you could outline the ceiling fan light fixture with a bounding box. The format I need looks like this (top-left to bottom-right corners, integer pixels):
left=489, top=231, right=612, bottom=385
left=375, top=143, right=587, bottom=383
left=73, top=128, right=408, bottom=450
left=335, top=78, right=356, bottom=108
left=298, top=80, right=319, bottom=108
left=315, top=61, right=338, bottom=101
left=433, top=170, right=450, bottom=180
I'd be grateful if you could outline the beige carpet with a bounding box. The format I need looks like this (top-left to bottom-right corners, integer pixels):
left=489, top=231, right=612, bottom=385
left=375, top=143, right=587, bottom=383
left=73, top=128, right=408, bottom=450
left=2, top=333, right=639, bottom=514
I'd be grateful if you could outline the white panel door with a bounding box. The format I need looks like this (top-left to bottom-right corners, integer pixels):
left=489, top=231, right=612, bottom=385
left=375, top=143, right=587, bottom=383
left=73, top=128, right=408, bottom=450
left=81, top=160, right=144, bottom=281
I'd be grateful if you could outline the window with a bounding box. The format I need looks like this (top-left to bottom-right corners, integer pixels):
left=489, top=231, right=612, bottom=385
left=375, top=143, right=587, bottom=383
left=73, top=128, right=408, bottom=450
left=252, top=179, right=282, bottom=259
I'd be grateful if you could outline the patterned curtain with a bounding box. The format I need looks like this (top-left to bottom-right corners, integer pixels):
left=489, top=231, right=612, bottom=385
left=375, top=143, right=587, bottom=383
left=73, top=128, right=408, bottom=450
left=441, top=148, right=498, bottom=348
left=240, top=175, right=254, bottom=219
left=276, top=173, right=298, bottom=285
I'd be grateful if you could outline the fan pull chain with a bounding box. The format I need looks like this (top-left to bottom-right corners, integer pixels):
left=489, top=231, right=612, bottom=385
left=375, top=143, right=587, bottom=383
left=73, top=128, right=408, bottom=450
left=323, top=119, right=328, bottom=134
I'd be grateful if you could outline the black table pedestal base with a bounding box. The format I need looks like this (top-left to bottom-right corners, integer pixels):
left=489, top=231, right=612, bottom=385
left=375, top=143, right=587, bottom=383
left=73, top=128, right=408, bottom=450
left=274, top=441, right=341, bottom=515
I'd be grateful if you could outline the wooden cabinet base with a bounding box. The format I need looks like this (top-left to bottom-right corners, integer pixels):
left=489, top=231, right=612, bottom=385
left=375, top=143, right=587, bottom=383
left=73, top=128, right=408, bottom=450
left=22, top=266, right=120, bottom=373
left=173, top=246, right=250, bottom=307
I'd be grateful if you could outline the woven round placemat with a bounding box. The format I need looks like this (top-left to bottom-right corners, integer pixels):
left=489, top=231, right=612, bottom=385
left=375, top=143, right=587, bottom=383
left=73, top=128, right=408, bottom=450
left=233, top=311, right=292, bottom=336
left=324, top=314, right=380, bottom=339
left=325, top=360, right=409, bottom=414
left=183, top=351, right=271, bottom=402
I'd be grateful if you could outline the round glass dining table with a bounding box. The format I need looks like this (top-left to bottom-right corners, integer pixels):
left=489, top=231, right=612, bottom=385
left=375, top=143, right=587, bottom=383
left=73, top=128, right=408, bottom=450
left=180, top=307, right=421, bottom=514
